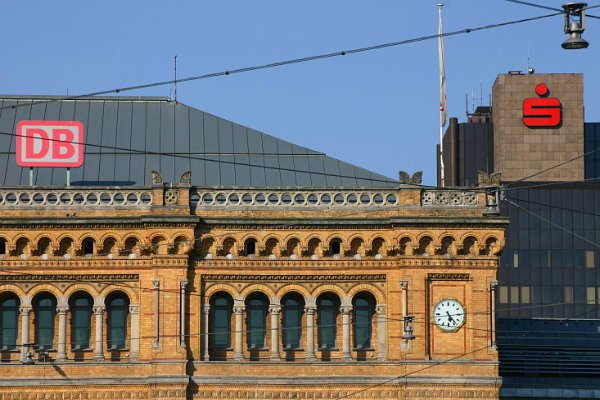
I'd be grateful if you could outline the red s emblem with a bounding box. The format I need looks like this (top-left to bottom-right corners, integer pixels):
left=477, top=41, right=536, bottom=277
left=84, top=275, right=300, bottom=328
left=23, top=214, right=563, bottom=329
left=523, top=83, right=561, bottom=127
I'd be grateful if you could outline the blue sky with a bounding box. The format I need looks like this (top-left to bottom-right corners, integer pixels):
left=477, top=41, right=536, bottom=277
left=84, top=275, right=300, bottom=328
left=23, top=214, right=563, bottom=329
left=2, top=1, right=598, bottom=185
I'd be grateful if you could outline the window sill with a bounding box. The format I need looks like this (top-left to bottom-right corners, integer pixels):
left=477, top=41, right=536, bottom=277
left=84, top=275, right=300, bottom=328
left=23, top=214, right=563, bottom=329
left=0, top=348, right=19, bottom=353
left=107, top=347, right=129, bottom=351
left=246, top=347, right=269, bottom=351
left=211, top=347, right=233, bottom=351
left=318, top=347, right=338, bottom=351
left=70, top=348, right=92, bottom=352
left=353, top=347, right=374, bottom=351
left=283, top=347, right=304, bottom=351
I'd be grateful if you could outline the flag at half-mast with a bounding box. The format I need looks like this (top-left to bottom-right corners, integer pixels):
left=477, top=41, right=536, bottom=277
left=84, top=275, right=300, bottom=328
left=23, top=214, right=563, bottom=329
left=438, top=3, right=447, bottom=127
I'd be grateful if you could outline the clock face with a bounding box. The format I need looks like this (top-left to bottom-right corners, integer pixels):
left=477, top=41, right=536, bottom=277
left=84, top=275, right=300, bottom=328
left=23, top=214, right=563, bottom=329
left=433, top=299, right=465, bottom=331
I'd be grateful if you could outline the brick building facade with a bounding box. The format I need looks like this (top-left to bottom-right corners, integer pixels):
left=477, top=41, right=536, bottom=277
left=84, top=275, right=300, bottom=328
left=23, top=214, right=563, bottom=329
left=0, top=96, right=506, bottom=399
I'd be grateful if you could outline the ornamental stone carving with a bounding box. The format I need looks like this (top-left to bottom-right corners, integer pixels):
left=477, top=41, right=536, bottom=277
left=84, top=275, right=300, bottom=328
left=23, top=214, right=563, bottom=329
left=164, top=189, right=179, bottom=205
left=421, top=190, right=478, bottom=206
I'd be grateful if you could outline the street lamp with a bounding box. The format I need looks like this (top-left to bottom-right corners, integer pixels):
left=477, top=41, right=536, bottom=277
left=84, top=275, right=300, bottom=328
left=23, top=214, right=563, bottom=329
left=562, top=2, right=589, bottom=49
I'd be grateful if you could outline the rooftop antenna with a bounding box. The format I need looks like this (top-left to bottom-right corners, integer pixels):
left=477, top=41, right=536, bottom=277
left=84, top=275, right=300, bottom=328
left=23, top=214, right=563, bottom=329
left=527, top=47, right=535, bottom=74
left=174, top=55, right=178, bottom=104
left=480, top=79, right=483, bottom=107
left=465, top=93, right=469, bottom=120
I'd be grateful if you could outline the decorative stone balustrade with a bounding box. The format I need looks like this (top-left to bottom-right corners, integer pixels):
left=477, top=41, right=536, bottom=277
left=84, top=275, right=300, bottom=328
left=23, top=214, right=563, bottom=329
left=190, top=189, right=400, bottom=208
left=421, top=190, right=479, bottom=207
left=0, top=188, right=153, bottom=208
left=0, top=187, right=483, bottom=209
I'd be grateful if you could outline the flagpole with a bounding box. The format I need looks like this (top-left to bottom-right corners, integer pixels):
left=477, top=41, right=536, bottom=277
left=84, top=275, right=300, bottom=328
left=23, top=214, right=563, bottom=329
left=438, top=3, right=446, bottom=187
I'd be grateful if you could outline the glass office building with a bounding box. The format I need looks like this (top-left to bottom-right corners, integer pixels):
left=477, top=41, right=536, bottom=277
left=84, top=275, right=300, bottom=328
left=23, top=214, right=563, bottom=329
left=439, top=72, right=600, bottom=399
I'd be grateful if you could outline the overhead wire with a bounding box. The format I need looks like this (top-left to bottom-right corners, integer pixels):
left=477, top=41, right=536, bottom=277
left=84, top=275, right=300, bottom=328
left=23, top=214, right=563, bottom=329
left=505, top=142, right=600, bottom=186
left=504, top=0, right=600, bottom=20
left=504, top=197, right=600, bottom=249
left=0, top=5, right=598, bottom=396
left=0, top=10, right=566, bottom=113
left=334, top=345, right=493, bottom=399
left=0, top=130, right=398, bottom=185
left=500, top=195, right=600, bottom=218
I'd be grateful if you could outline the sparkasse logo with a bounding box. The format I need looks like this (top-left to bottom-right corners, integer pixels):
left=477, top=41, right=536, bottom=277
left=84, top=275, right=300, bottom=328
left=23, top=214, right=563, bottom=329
left=523, top=83, right=562, bottom=128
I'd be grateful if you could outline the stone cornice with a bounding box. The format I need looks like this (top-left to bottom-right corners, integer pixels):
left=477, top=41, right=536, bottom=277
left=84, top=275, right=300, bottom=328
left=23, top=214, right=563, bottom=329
left=427, top=273, right=471, bottom=281
left=198, top=217, right=509, bottom=229
left=0, top=216, right=198, bottom=229
left=194, top=258, right=498, bottom=269
left=0, top=257, right=189, bottom=268
left=0, top=274, right=139, bottom=282
left=202, top=274, right=386, bottom=282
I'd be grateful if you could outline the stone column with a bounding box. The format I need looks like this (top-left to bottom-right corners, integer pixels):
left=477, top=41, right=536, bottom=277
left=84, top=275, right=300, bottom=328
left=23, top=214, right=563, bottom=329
left=340, top=306, right=353, bottom=362
left=268, top=305, right=281, bottom=361
left=304, top=306, right=317, bottom=361
left=56, top=306, right=69, bottom=361
left=400, top=281, right=408, bottom=319
left=152, top=279, right=160, bottom=349
left=202, top=304, right=210, bottom=361
left=129, top=305, right=140, bottom=360
left=233, top=305, right=245, bottom=361
left=490, top=281, right=498, bottom=350
left=93, top=306, right=105, bottom=360
left=19, top=307, right=32, bottom=362
left=180, top=280, right=189, bottom=348
left=375, top=305, right=387, bottom=361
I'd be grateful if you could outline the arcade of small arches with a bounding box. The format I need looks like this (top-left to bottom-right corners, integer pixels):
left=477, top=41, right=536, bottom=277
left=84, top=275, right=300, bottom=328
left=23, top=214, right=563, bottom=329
left=201, top=284, right=387, bottom=362
left=199, top=232, right=503, bottom=259
left=0, top=286, right=140, bottom=362
left=0, top=233, right=192, bottom=259
left=0, top=231, right=503, bottom=261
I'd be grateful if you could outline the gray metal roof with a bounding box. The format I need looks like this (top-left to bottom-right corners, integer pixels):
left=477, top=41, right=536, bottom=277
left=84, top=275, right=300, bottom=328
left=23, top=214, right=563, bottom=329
left=0, top=96, right=398, bottom=188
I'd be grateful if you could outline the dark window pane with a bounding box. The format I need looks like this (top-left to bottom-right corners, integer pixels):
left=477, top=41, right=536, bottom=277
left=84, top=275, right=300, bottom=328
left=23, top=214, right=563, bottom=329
left=0, top=296, right=19, bottom=349
left=71, top=295, right=91, bottom=349
left=212, top=296, right=231, bottom=348
left=35, top=296, right=55, bottom=349
left=282, top=296, right=303, bottom=349
left=353, top=296, right=372, bottom=349
left=107, top=295, right=129, bottom=349
left=247, top=297, right=266, bottom=349
left=318, top=297, right=337, bottom=349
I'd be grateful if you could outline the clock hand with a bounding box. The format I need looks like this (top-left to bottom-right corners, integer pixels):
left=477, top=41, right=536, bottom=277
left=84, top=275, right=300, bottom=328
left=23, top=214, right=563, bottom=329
left=446, top=311, right=455, bottom=323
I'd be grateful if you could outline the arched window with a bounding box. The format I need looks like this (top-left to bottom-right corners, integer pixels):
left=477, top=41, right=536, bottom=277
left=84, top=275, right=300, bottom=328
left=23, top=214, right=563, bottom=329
left=82, top=238, right=94, bottom=256
left=34, top=294, right=56, bottom=350
left=107, top=294, right=129, bottom=350
left=353, top=293, right=375, bottom=349
left=246, top=294, right=268, bottom=349
left=0, top=238, right=6, bottom=256
left=317, top=295, right=339, bottom=349
left=0, top=294, right=19, bottom=350
left=244, top=239, right=256, bottom=256
left=70, top=293, right=92, bottom=350
left=282, top=294, right=304, bottom=349
left=330, top=240, right=341, bottom=256
left=211, top=294, right=232, bottom=349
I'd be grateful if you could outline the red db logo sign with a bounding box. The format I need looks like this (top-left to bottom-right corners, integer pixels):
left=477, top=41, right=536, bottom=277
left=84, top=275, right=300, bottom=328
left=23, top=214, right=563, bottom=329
left=523, top=83, right=561, bottom=128
left=16, top=121, right=84, bottom=167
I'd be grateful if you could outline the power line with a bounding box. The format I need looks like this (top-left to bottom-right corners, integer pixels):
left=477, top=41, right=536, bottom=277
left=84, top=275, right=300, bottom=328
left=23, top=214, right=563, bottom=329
left=3, top=263, right=599, bottom=323
left=504, top=0, right=600, bottom=20
left=502, top=195, right=600, bottom=218
left=0, top=130, right=397, bottom=185
left=334, top=345, right=493, bottom=399
left=503, top=176, right=600, bottom=191
left=0, top=11, right=563, bottom=112
left=506, top=145, right=600, bottom=186
left=505, top=197, right=600, bottom=249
